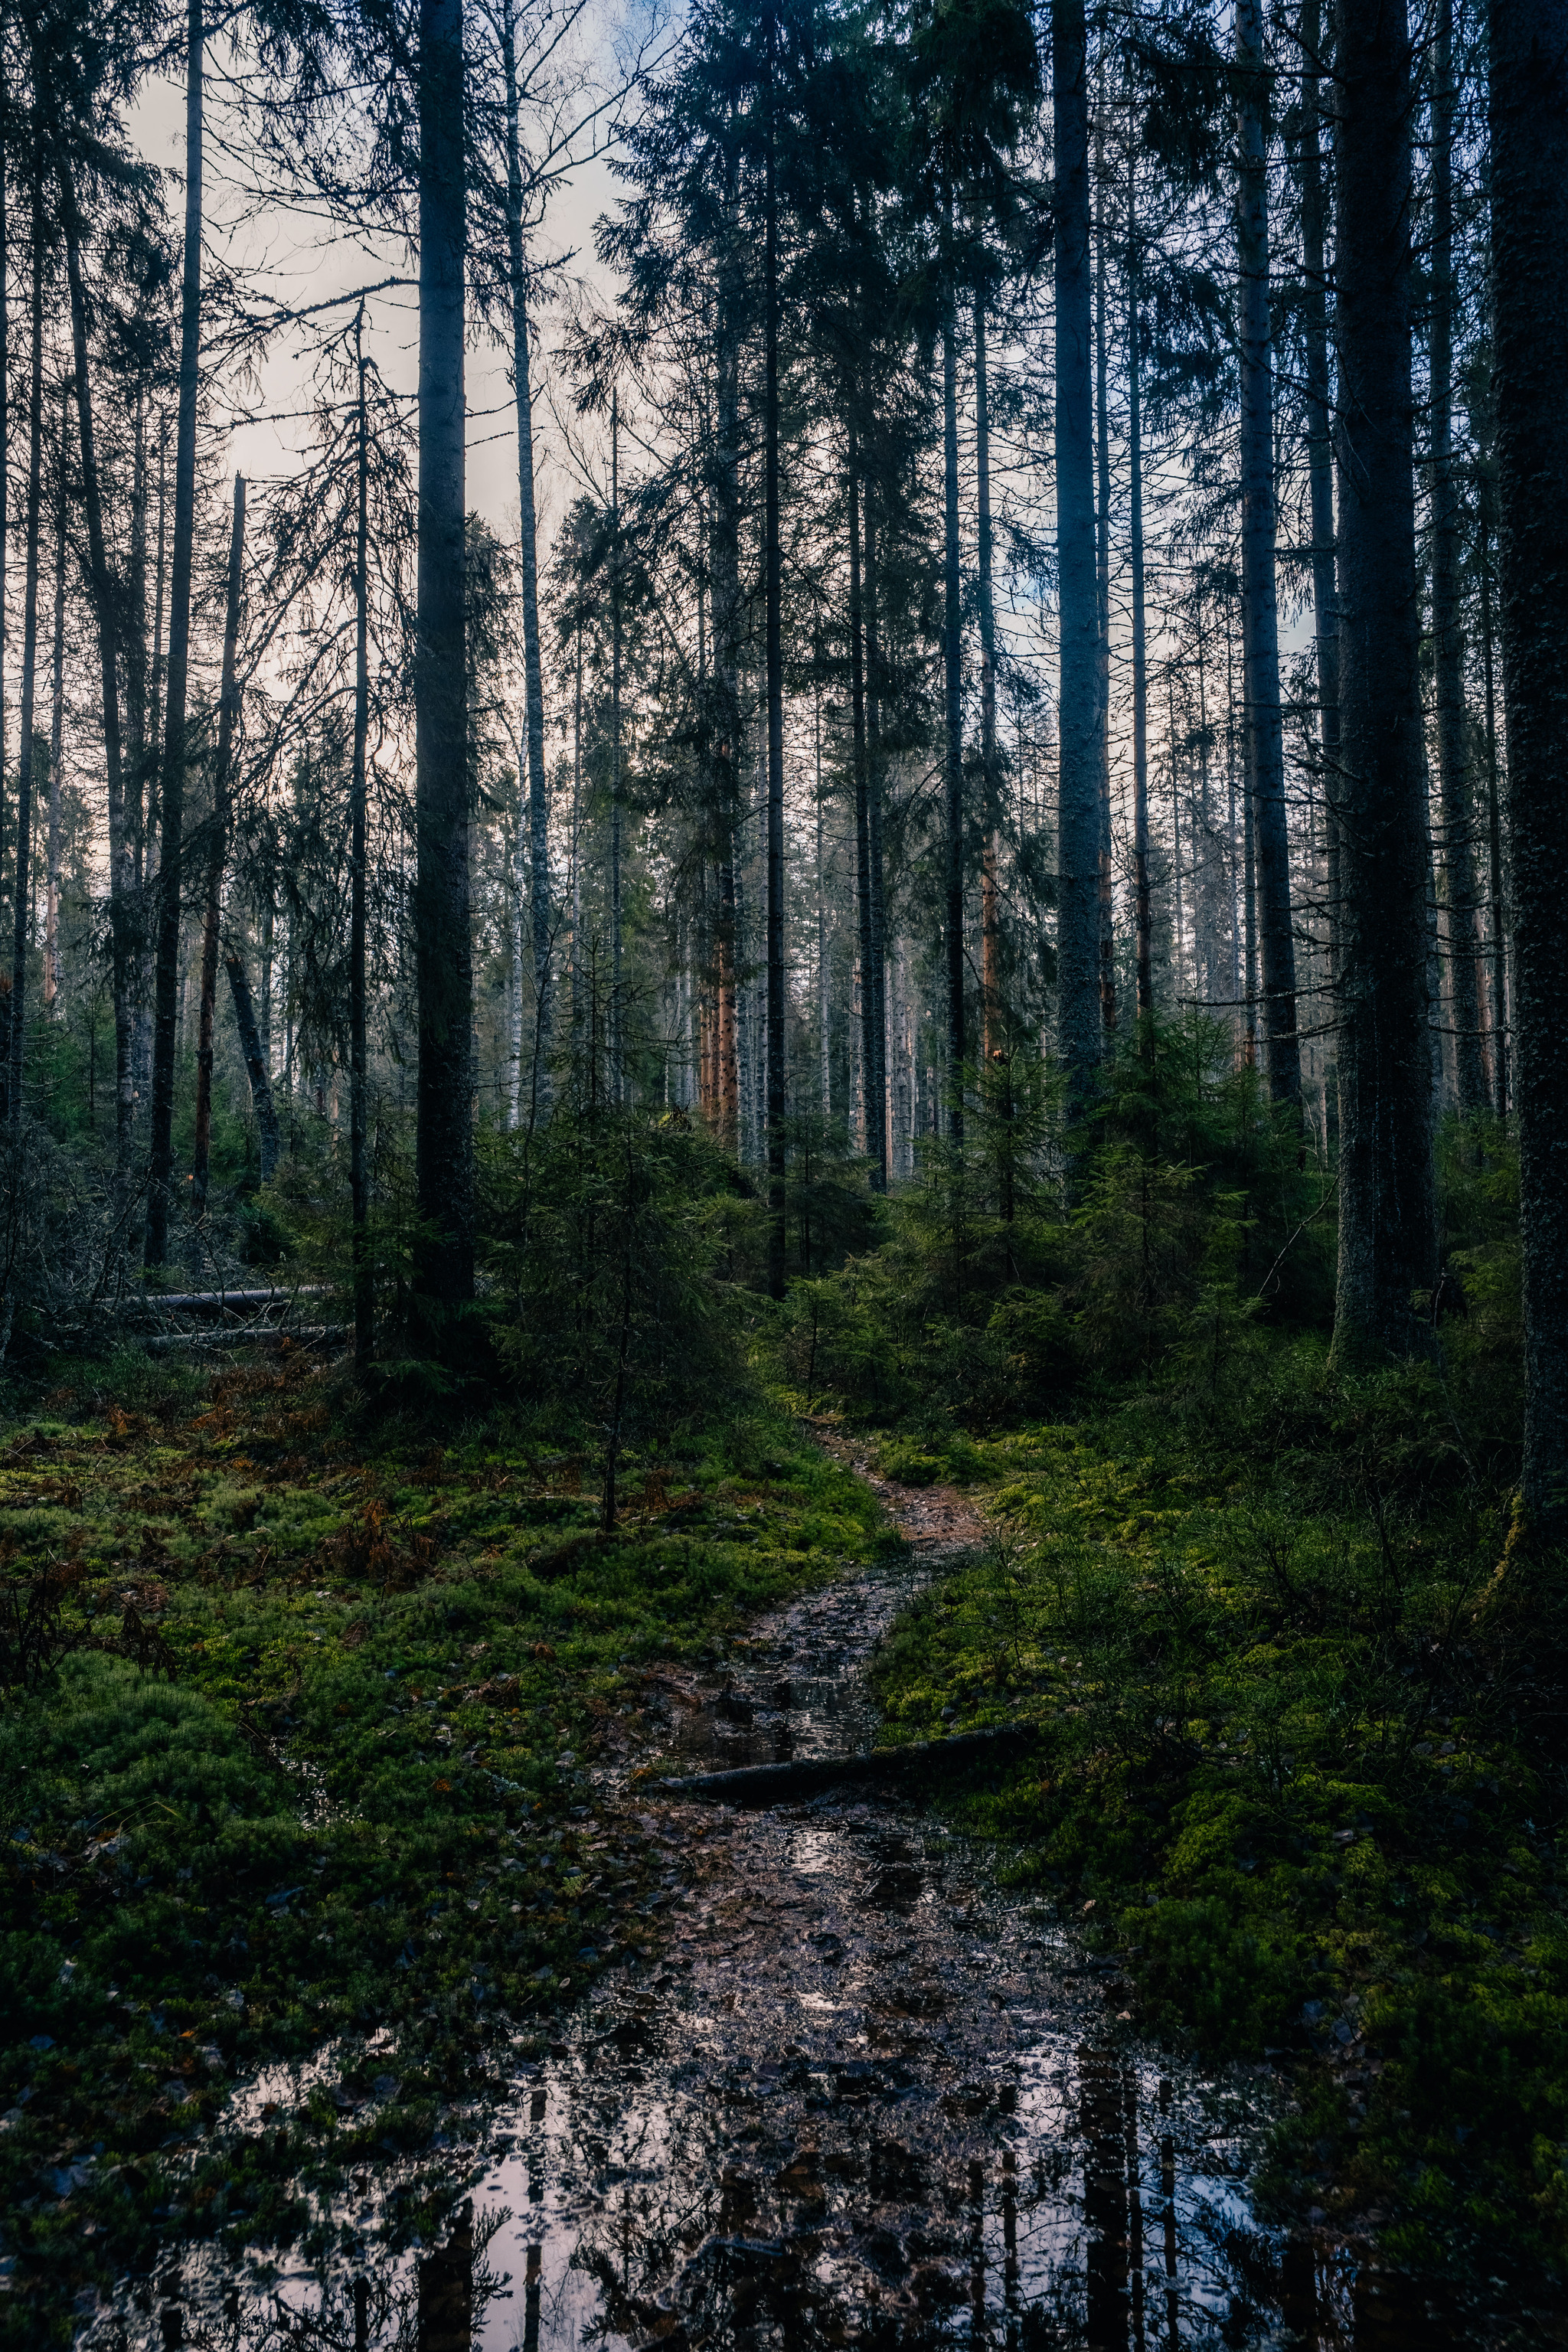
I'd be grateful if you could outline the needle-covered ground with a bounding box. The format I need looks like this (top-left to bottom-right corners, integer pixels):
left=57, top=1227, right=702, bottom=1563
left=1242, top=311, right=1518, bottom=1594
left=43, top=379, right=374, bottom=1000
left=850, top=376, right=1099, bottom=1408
left=864, top=1370, right=1568, bottom=2288
left=0, top=1343, right=881, bottom=2340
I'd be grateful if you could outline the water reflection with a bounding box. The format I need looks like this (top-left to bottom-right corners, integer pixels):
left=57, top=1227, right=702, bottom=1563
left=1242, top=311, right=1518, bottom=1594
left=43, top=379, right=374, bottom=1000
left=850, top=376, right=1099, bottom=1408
left=81, top=1554, right=1506, bottom=2352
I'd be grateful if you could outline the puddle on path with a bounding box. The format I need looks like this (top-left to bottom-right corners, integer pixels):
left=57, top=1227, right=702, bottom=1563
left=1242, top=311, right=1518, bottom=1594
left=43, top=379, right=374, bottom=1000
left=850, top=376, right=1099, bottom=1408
left=79, top=1465, right=1540, bottom=2351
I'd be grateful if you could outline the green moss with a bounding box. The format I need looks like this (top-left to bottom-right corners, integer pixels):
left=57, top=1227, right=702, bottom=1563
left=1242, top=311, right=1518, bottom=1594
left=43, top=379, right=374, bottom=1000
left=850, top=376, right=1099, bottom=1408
left=0, top=1351, right=879, bottom=2335
left=868, top=1377, right=1568, bottom=2285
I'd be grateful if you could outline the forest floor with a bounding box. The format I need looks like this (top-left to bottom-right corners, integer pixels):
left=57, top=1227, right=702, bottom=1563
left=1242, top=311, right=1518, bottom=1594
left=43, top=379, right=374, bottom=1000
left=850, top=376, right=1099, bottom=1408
left=2, top=1344, right=1563, bottom=2346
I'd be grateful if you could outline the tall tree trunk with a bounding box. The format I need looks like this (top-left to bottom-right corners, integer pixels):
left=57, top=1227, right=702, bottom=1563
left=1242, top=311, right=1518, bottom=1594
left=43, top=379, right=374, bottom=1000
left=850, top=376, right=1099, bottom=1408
left=1488, top=0, right=1568, bottom=1527
left=0, top=116, right=8, bottom=846
left=414, top=0, right=473, bottom=1304
left=1127, top=153, right=1152, bottom=1024
left=1330, top=0, right=1437, bottom=1362
left=976, top=288, right=1003, bottom=1059
left=941, top=183, right=965, bottom=1142
left=501, top=0, right=550, bottom=1119
left=1093, top=95, right=1116, bottom=1037
left=351, top=316, right=372, bottom=1367
left=609, top=390, right=623, bottom=1095
left=5, top=162, right=44, bottom=1133
left=60, top=164, right=136, bottom=1177
left=191, top=473, right=244, bottom=1212
left=138, top=417, right=168, bottom=1116
left=1053, top=0, right=1102, bottom=1110
left=44, top=393, right=64, bottom=1016
left=763, top=9, right=786, bottom=1295
left=815, top=687, right=829, bottom=1119
left=125, top=377, right=151, bottom=910
left=1236, top=0, right=1300, bottom=1106
left=1429, top=0, right=1485, bottom=1115
left=713, top=155, right=742, bottom=1154
left=864, top=479, right=887, bottom=1180
left=1299, top=0, right=1340, bottom=1076
left=1478, top=514, right=1508, bottom=1123
left=146, top=0, right=204, bottom=1264
left=224, top=949, right=279, bottom=1179
left=849, top=440, right=877, bottom=1181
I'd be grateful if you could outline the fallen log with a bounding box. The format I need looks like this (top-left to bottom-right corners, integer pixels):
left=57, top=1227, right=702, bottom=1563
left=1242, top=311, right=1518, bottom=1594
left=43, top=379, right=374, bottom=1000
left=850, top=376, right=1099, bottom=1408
left=654, top=1721, right=1041, bottom=1806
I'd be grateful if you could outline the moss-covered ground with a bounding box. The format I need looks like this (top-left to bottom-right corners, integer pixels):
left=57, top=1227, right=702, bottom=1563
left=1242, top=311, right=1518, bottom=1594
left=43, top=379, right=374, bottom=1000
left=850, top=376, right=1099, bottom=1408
left=0, top=1343, right=880, bottom=2339
left=861, top=1367, right=1568, bottom=2287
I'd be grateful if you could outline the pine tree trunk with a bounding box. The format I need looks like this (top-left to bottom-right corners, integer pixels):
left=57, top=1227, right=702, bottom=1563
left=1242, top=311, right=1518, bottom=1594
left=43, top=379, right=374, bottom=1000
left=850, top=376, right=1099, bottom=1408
left=1488, top=0, right=1568, bottom=1527
left=1478, top=517, right=1508, bottom=1122
left=713, top=155, right=742, bottom=1155
left=145, top=0, right=204, bottom=1265
left=0, top=121, right=8, bottom=838
left=1299, top=0, right=1340, bottom=1074
left=1429, top=0, right=1485, bottom=1115
left=1330, top=0, right=1437, bottom=1363
left=1127, top=155, right=1152, bottom=1025
left=1053, top=0, right=1102, bottom=1109
left=763, top=11, right=786, bottom=1298
left=849, top=445, right=877, bottom=1184
left=609, top=391, right=623, bottom=1095
left=1093, top=97, right=1116, bottom=1037
left=351, top=318, right=372, bottom=1367
left=224, top=951, right=279, bottom=1181
left=1236, top=0, right=1300, bottom=1106
left=4, top=165, right=44, bottom=1133
left=864, top=483, right=888, bottom=1179
left=976, top=290, right=1003, bottom=1059
left=415, top=0, right=473, bottom=1304
left=192, top=475, right=244, bottom=1213
left=501, top=0, right=551, bottom=1120
left=60, top=165, right=136, bottom=1178
left=44, top=395, right=64, bottom=1015
left=941, top=185, right=965, bottom=1142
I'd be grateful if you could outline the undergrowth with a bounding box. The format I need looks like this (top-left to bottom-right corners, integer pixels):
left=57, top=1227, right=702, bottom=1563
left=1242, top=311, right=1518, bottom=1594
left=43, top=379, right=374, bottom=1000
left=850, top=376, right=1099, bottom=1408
left=0, top=1343, right=878, bottom=2338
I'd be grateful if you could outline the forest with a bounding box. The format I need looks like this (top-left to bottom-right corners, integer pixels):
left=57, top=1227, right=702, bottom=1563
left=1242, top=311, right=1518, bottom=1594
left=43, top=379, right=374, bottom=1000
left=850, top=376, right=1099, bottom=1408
left=0, top=0, right=1566, bottom=2341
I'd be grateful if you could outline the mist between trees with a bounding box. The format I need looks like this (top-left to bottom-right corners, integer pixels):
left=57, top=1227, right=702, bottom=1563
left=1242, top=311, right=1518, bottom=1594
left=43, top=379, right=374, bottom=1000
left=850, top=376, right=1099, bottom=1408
left=0, top=0, right=1563, bottom=1524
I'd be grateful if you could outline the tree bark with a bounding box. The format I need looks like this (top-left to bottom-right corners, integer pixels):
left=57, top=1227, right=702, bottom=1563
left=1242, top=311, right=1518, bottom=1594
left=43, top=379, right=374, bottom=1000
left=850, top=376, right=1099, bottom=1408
left=59, top=162, right=136, bottom=1174
left=192, top=473, right=244, bottom=1213
left=941, top=185, right=965, bottom=1142
left=224, top=949, right=279, bottom=1181
left=1093, top=99, right=1116, bottom=1037
left=4, top=161, right=44, bottom=1133
left=712, top=149, right=742, bottom=1154
left=1298, top=0, right=1340, bottom=1056
left=145, top=0, right=204, bottom=1265
left=414, top=0, right=473, bottom=1305
left=609, top=390, right=623, bottom=1095
left=763, top=11, right=786, bottom=1297
left=1236, top=0, right=1299, bottom=1106
left=44, top=388, right=65, bottom=1015
left=501, top=0, right=550, bottom=1122
left=1429, top=0, right=1485, bottom=1116
left=1127, top=152, right=1152, bottom=1025
left=1330, top=0, right=1437, bottom=1362
left=976, top=289, right=1003, bottom=1059
left=864, top=479, right=888, bottom=1178
left=1052, top=0, right=1102, bottom=1112
left=849, top=442, right=877, bottom=1178
left=1488, top=0, right=1568, bottom=1527
left=351, top=315, right=372, bottom=1368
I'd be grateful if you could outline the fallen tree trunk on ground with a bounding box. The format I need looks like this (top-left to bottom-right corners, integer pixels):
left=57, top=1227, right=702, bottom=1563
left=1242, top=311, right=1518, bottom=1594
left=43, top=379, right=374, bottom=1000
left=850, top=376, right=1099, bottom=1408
left=654, top=1721, right=1041, bottom=1806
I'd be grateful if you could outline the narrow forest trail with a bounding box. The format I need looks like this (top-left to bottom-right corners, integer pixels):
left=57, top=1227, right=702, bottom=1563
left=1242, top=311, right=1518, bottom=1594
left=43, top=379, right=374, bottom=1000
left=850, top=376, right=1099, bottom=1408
left=86, top=1445, right=1482, bottom=2352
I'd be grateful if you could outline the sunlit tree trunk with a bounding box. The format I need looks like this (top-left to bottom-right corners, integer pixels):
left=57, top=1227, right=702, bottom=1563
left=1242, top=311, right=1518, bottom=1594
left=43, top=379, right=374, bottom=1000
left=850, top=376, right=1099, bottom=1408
left=1489, top=0, right=1568, bottom=1526
left=1127, top=152, right=1152, bottom=1027
left=1299, top=0, right=1340, bottom=1097
left=977, top=289, right=1002, bottom=1060
left=351, top=317, right=372, bottom=1367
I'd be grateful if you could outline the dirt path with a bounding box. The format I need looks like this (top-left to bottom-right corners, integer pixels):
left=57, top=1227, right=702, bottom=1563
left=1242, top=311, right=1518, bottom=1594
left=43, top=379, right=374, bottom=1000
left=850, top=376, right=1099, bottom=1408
left=89, top=1449, right=1475, bottom=2350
